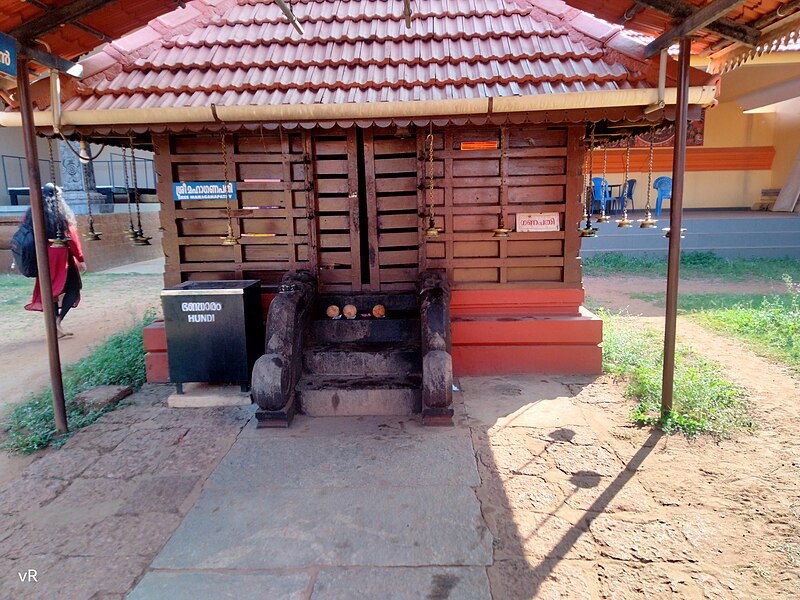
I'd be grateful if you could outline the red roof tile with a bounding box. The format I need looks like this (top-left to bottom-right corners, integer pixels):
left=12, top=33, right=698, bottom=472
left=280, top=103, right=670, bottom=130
left=64, top=0, right=709, bottom=113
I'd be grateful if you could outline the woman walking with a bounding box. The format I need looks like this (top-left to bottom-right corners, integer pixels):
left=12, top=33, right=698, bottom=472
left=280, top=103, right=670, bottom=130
left=24, top=183, right=87, bottom=338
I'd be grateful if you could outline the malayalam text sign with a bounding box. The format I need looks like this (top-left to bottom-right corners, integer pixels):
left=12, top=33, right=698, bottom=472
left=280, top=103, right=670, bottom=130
left=0, top=32, right=17, bottom=79
left=173, top=181, right=236, bottom=201
left=516, top=212, right=560, bottom=232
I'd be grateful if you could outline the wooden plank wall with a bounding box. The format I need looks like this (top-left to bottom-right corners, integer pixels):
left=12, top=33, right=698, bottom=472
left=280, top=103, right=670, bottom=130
left=154, top=131, right=313, bottom=287
left=154, top=124, right=583, bottom=292
left=420, top=125, right=583, bottom=289
left=366, top=131, right=419, bottom=291
left=312, top=131, right=362, bottom=292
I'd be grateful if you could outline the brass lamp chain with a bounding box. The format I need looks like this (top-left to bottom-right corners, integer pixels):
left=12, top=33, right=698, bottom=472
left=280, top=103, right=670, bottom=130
left=645, top=127, right=654, bottom=212
left=582, top=143, right=589, bottom=219
left=121, top=146, right=136, bottom=239
left=220, top=131, right=239, bottom=245
left=638, top=126, right=658, bottom=228
left=596, top=141, right=609, bottom=222
left=130, top=135, right=151, bottom=245
left=616, top=134, right=633, bottom=227
left=427, top=129, right=435, bottom=222
left=580, top=123, right=597, bottom=237
left=423, top=123, right=441, bottom=237
left=47, top=138, right=69, bottom=247
left=499, top=127, right=506, bottom=229
left=80, top=136, right=102, bottom=241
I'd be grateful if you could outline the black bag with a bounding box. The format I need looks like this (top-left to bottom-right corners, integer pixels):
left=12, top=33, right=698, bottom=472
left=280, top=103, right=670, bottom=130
left=10, top=221, right=38, bottom=278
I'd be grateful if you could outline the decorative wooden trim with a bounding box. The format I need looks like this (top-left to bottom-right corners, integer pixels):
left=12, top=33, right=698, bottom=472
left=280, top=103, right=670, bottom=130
left=591, top=146, right=776, bottom=174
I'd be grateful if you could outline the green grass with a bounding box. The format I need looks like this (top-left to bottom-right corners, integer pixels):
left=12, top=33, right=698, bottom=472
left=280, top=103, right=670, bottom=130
left=584, top=252, right=800, bottom=282
left=1, top=311, right=157, bottom=454
left=601, top=310, right=755, bottom=437
left=630, top=278, right=800, bottom=372
left=630, top=291, right=795, bottom=313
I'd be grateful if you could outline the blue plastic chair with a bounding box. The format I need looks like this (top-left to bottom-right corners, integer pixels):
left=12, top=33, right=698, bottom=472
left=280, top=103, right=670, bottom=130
left=614, top=178, right=636, bottom=213
left=653, top=176, right=672, bottom=217
left=591, top=177, right=613, bottom=214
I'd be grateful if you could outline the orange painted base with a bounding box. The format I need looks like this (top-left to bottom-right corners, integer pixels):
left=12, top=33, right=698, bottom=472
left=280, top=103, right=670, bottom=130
left=142, top=320, right=167, bottom=353
left=451, top=289, right=602, bottom=376
left=453, top=345, right=602, bottom=376
left=145, top=352, right=170, bottom=383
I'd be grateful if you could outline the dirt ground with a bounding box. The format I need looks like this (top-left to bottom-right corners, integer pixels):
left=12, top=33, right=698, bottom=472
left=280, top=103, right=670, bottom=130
left=0, top=274, right=163, bottom=486
left=1, top=272, right=798, bottom=598
left=469, top=274, right=800, bottom=599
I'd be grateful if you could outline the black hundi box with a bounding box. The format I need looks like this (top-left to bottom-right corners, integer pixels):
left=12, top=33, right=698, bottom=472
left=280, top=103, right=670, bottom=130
left=161, top=280, right=263, bottom=394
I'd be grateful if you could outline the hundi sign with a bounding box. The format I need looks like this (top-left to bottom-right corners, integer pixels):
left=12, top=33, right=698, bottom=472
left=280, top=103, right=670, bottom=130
left=173, top=181, right=236, bottom=202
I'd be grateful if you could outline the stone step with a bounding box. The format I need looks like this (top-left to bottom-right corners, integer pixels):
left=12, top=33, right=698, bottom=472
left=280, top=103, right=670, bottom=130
left=310, top=317, right=420, bottom=344
left=297, top=375, right=421, bottom=416
left=303, top=342, right=421, bottom=376
left=316, top=292, right=418, bottom=317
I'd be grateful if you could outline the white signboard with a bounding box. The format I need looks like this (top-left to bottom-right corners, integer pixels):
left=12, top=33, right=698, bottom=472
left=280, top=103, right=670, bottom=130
left=516, top=213, right=560, bottom=232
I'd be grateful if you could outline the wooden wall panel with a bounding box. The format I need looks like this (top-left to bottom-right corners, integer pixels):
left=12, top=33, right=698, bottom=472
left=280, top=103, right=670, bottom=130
left=422, top=125, right=581, bottom=290
left=161, top=130, right=312, bottom=287
left=367, top=132, right=420, bottom=291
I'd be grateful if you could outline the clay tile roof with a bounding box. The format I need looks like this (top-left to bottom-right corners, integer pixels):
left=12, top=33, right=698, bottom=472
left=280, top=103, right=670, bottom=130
left=64, top=0, right=706, bottom=113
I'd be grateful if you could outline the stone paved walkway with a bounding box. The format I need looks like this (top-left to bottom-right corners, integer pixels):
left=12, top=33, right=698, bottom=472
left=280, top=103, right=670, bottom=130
left=0, top=385, right=252, bottom=599
left=2, top=370, right=799, bottom=598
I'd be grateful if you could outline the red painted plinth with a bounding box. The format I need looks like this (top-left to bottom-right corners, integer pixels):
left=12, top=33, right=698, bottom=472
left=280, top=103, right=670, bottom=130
left=145, top=352, right=170, bottom=383
left=451, top=289, right=602, bottom=376
left=142, top=320, right=166, bottom=352
left=143, top=321, right=169, bottom=383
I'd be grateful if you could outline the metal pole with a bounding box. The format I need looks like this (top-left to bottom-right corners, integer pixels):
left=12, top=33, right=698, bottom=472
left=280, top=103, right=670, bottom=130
left=17, top=55, right=68, bottom=434
left=661, top=37, right=691, bottom=419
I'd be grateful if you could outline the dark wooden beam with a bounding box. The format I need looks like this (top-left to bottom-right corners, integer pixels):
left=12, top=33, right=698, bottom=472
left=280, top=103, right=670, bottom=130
left=634, top=0, right=760, bottom=46
left=10, top=0, right=118, bottom=41
left=645, top=0, right=748, bottom=57
left=19, top=44, right=83, bottom=77
left=22, top=0, right=112, bottom=42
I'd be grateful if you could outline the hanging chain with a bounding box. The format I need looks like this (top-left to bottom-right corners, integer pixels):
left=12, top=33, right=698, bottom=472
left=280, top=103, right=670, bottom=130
left=580, top=123, right=597, bottom=235
left=622, top=134, right=631, bottom=219
left=47, top=137, right=67, bottom=243
left=130, top=135, right=144, bottom=235
left=221, top=131, right=236, bottom=240
left=582, top=142, right=589, bottom=219
left=121, top=144, right=136, bottom=237
left=81, top=137, right=97, bottom=233
left=427, top=127, right=435, bottom=223
left=499, top=126, right=506, bottom=229
left=598, top=140, right=608, bottom=219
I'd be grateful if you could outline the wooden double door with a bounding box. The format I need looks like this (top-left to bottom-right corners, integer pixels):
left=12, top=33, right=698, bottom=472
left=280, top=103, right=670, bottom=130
left=311, top=129, right=420, bottom=292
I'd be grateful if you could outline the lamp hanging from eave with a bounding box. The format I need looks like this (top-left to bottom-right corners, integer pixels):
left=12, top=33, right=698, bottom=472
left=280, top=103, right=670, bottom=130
left=595, top=141, right=611, bottom=223
left=638, top=126, right=658, bottom=229
left=219, top=130, right=239, bottom=246
left=579, top=123, right=598, bottom=238
left=493, top=126, right=513, bottom=238
left=423, top=125, right=443, bottom=238
left=616, top=134, right=633, bottom=228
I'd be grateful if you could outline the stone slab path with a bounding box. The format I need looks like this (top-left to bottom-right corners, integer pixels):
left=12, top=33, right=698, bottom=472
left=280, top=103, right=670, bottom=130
left=129, top=412, right=492, bottom=599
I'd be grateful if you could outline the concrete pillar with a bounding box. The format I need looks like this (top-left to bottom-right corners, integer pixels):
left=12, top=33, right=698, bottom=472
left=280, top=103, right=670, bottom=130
left=58, top=140, right=107, bottom=215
